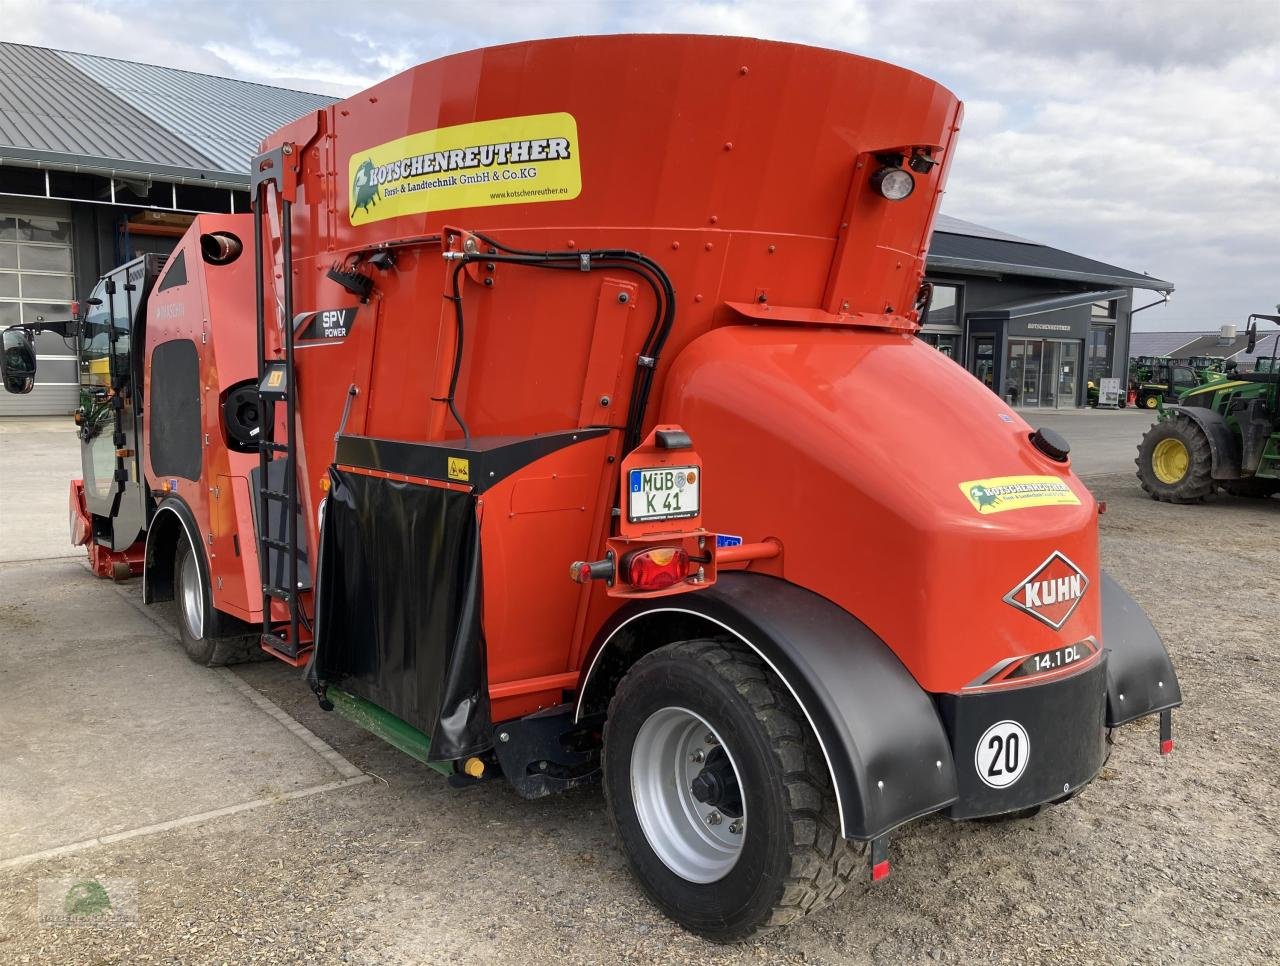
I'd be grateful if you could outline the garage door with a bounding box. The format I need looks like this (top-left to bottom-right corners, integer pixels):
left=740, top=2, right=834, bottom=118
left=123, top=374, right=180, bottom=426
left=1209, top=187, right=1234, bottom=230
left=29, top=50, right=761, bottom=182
left=0, top=209, right=78, bottom=417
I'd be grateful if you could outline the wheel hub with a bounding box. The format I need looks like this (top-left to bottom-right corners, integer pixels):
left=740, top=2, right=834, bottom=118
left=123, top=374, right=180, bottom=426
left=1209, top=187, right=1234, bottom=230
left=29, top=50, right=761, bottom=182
left=1152, top=437, right=1190, bottom=484
left=179, top=548, right=203, bottom=640
left=630, top=707, right=746, bottom=883
left=689, top=747, right=743, bottom=816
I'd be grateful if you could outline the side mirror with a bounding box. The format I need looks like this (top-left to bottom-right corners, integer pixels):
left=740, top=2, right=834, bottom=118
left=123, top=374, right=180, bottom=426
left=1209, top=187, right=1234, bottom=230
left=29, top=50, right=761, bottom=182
left=1, top=327, right=37, bottom=394
left=1246, top=320, right=1257, bottom=355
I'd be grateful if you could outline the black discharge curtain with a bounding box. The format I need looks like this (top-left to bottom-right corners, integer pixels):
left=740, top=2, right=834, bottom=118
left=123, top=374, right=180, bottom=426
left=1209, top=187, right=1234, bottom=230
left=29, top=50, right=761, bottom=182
left=312, top=467, right=491, bottom=761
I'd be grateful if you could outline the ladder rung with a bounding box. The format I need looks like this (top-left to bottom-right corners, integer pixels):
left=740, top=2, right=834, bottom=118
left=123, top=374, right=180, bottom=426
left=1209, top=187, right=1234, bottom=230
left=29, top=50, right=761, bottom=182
left=260, top=441, right=289, bottom=453
left=259, top=489, right=292, bottom=501
left=263, top=586, right=292, bottom=601
left=261, top=537, right=291, bottom=551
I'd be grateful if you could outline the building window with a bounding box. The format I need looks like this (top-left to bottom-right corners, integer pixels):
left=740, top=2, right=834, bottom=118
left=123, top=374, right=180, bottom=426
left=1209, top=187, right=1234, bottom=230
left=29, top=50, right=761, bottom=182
left=0, top=214, right=76, bottom=328
left=1005, top=338, right=1083, bottom=408
left=1091, top=299, right=1116, bottom=319
left=1088, top=324, right=1115, bottom=384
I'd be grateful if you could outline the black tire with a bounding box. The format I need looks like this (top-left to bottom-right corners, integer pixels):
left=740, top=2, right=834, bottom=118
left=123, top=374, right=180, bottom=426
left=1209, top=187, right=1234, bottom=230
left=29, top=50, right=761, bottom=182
left=602, top=638, right=861, bottom=942
left=173, top=538, right=259, bottom=666
left=1135, top=413, right=1215, bottom=503
left=1222, top=477, right=1280, bottom=499
left=1140, top=392, right=1160, bottom=410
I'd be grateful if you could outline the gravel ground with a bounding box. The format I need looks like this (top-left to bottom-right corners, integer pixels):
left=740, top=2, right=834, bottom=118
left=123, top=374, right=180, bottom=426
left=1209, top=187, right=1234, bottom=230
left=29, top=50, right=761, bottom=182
left=1, top=473, right=1277, bottom=965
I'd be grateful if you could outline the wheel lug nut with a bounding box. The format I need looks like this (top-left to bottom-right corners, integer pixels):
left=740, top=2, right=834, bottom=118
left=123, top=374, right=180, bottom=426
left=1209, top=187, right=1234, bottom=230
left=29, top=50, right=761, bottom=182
left=706, top=811, right=722, bottom=826
left=705, top=733, right=718, bottom=745
left=729, top=820, right=743, bottom=834
left=690, top=749, right=705, bottom=763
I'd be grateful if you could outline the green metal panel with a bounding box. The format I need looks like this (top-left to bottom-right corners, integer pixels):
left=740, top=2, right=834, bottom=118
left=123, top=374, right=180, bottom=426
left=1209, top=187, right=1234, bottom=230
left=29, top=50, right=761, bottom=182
left=326, top=687, right=454, bottom=776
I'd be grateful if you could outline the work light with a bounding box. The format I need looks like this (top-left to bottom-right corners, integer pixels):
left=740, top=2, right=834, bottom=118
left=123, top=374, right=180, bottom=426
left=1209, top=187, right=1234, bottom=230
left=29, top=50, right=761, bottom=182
left=871, top=165, right=915, bottom=201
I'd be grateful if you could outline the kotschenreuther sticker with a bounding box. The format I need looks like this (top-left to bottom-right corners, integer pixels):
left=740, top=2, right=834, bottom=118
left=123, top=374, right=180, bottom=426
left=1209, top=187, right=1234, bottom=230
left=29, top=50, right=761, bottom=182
left=349, top=112, right=581, bottom=225
left=960, top=475, right=1081, bottom=514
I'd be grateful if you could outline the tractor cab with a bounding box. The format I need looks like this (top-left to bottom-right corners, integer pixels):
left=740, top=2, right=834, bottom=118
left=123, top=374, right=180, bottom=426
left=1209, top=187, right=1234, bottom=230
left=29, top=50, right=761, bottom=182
left=1134, top=359, right=1200, bottom=409
left=75, top=255, right=168, bottom=562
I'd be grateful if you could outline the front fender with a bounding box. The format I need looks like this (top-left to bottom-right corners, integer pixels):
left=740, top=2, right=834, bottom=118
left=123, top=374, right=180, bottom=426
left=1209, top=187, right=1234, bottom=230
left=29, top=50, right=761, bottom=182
left=1169, top=405, right=1241, bottom=480
left=576, top=572, right=958, bottom=841
left=1100, top=571, right=1182, bottom=726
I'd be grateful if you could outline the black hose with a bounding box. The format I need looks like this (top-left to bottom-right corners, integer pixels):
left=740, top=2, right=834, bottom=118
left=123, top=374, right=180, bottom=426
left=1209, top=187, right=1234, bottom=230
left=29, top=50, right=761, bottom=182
left=432, top=260, right=472, bottom=442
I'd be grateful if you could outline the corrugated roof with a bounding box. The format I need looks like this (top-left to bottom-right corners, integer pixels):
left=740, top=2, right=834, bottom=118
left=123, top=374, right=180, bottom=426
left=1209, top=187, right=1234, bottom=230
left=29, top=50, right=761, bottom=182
left=0, top=43, right=334, bottom=184
left=0, top=44, right=213, bottom=171
left=1128, top=331, right=1206, bottom=358
left=928, top=230, right=1174, bottom=292
left=1127, top=329, right=1280, bottom=363
left=60, top=50, right=334, bottom=176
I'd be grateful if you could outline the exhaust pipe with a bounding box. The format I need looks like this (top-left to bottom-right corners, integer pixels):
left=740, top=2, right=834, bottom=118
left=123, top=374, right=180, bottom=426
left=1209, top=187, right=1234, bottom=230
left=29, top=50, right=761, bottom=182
left=200, top=232, right=243, bottom=265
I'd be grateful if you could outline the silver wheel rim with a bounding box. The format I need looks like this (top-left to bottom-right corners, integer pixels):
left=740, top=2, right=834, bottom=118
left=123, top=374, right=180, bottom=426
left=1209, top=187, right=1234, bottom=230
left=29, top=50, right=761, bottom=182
left=179, top=548, right=203, bottom=640
left=630, top=706, right=746, bottom=883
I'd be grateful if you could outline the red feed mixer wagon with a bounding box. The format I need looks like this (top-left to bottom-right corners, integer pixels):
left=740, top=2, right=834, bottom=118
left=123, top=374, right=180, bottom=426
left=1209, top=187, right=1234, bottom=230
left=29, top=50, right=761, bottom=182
left=1, top=35, right=1180, bottom=940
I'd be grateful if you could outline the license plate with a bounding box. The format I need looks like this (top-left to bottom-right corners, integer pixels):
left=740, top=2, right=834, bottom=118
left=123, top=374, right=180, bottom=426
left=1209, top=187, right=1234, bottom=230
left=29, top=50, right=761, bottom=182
left=628, top=466, right=700, bottom=522
left=1005, top=640, right=1096, bottom=680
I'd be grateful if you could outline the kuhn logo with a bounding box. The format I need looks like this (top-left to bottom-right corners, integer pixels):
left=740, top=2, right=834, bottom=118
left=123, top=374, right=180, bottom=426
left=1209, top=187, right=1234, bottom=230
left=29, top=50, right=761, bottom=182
left=1002, top=551, right=1089, bottom=630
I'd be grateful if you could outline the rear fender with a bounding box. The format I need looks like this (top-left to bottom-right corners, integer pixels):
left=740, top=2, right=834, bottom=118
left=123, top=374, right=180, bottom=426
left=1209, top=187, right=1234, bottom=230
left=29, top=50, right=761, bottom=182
left=1100, top=571, right=1182, bottom=726
left=143, top=496, right=203, bottom=613
left=575, top=572, right=958, bottom=840
left=1169, top=405, right=1241, bottom=479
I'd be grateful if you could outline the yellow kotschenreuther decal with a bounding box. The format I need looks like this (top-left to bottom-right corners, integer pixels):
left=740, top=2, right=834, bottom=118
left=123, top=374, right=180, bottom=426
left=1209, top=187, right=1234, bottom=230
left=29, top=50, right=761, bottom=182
left=348, top=113, right=581, bottom=225
left=960, top=475, right=1081, bottom=514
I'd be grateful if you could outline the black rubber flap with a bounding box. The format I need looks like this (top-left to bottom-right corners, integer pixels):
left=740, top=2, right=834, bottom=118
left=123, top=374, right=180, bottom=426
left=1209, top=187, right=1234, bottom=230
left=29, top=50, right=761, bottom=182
left=314, top=467, right=490, bottom=760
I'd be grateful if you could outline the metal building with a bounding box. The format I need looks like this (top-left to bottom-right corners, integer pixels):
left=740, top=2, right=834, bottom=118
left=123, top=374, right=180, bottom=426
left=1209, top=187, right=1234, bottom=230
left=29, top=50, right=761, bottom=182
left=919, top=215, right=1174, bottom=408
left=0, top=43, right=334, bottom=415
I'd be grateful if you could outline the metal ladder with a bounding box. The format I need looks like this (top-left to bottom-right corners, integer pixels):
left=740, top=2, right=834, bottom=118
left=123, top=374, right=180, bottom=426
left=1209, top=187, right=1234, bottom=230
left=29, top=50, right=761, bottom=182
left=251, top=144, right=309, bottom=664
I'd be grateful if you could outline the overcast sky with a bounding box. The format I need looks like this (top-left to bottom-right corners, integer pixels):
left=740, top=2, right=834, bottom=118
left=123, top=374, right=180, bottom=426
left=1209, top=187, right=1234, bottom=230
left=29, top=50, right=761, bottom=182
left=4, top=0, right=1277, bottom=330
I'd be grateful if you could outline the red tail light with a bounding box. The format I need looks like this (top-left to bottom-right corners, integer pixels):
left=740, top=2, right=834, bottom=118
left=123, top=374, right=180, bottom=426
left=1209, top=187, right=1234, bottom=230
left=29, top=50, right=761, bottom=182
left=625, top=547, right=689, bottom=591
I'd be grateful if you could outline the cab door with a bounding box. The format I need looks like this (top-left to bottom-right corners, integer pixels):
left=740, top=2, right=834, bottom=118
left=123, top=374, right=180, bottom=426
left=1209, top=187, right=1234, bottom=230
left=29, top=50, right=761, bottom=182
left=78, top=264, right=146, bottom=551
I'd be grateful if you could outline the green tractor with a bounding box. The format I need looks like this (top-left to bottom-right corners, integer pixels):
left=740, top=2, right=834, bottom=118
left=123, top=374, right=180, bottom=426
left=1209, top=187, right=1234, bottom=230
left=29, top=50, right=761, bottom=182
left=1131, top=357, right=1203, bottom=410
left=1136, top=314, right=1280, bottom=501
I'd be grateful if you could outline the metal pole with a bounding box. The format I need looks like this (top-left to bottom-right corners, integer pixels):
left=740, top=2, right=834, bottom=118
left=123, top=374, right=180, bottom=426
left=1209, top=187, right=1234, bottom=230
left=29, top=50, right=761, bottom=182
left=282, top=198, right=298, bottom=652
left=252, top=188, right=268, bottom=641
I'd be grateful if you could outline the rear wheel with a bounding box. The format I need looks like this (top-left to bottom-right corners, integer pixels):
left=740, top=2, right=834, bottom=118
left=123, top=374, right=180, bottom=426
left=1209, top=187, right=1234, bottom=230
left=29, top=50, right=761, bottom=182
left=173, top=537, right=258, bottom=666
left=1136, top=413, right=1215, bottom=502
left=602, top=638, right=861, bottom=942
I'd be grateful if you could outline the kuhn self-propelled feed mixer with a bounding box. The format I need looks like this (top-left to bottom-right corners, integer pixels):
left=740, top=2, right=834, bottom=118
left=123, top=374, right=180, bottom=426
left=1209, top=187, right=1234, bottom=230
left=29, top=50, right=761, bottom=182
left=1, top=35, right=1180, bottom=940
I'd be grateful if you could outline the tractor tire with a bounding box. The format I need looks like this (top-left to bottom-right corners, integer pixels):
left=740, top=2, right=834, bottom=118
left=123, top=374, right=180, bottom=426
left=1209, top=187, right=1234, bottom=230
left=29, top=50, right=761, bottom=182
left=602, top=638, right=861, bottom=943
left=1135, top=413, right=1215, bottom=503
left=1140, top=392, right=1160, bottom=410
left=1222, top=477, right=1280, bottom=499
left=173, top=537, right=260, bottom=666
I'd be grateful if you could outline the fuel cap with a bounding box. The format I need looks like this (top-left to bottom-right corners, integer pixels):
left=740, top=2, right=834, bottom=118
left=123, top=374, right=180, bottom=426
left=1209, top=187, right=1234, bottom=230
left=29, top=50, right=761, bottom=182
left=1030, top=427, right=1070, bottom=463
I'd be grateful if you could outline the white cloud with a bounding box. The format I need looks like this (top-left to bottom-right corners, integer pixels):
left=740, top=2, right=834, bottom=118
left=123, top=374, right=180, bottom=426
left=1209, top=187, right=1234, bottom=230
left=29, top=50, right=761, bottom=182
left=2, top=0, right=1276, bottom=329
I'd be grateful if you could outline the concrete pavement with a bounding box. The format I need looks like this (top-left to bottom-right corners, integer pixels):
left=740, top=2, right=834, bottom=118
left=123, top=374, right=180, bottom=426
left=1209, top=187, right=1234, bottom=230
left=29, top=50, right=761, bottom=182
left=0, top=417, right=82, bottom=563
left=1017, top=407, right=1159, bottom=478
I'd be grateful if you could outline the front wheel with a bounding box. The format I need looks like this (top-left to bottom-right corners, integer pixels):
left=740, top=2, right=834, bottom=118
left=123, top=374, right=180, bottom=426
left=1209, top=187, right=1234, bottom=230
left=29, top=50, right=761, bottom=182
left=602, top=639, right=861, bottom=942
left=173, top=537, right=258, bottom=666
left=1135, top=413, right=1215, bottom=503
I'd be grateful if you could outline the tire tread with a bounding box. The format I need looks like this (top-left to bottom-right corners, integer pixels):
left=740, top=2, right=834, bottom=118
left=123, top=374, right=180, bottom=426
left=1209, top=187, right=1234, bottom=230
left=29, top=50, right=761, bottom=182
left=612, top=638, right=862, bottom=937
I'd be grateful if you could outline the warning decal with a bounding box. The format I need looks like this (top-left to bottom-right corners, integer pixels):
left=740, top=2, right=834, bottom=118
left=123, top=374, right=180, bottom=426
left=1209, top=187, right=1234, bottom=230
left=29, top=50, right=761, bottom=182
left=959, top=475, right=1081, bottom=515
left=348, top=112, right=581, bottom=225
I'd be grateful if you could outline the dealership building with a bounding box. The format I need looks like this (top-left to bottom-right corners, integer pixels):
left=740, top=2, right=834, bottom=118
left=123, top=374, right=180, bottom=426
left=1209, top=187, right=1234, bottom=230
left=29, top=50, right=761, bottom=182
left=2, top=43, right=1172, bottom=415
